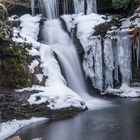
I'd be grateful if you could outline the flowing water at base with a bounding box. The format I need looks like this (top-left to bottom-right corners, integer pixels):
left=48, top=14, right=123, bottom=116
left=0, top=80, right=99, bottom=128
left=13, top=98, right=140, bottom=140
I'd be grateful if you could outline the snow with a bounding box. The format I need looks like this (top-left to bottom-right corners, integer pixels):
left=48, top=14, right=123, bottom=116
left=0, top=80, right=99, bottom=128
left=73, top=13, right=106, bottom=47
left=8, top=15, right=19, bottom=22
left=36, top=74, right=43, bottom=83
left=25, top=85, right=86, bottom=109
left=0, top=117, right=47, bottom=140
left=12, top=14, right=41, bottom=43
left=12, top=14, right=86, bottom=110
left=29, top=60, right=40, bottom=73
left=103, top=84, right=140, bottom=98
left=61, top=14, right=75, bottom=32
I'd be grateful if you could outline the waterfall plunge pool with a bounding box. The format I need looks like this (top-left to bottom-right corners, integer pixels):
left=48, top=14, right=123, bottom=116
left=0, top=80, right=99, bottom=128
left=12, top=97, right=140, bottom=140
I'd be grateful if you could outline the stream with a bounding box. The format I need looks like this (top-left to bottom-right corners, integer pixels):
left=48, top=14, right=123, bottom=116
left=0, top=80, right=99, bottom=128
left=13, top=97, right=140, bottom=140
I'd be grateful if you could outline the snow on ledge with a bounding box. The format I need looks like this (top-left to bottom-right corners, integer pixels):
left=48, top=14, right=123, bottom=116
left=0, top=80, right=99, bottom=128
left=0, top=117, right=47, bottom=140
left=17, top=85, right=86, bottom=110
left=102, top=84, right=140, bottom=98
left=12, top=14, right=42, bottom=43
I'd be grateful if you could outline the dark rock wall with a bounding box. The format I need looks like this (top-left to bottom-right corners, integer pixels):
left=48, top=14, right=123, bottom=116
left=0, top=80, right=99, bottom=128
left=97, top=0, right=112, bottom=13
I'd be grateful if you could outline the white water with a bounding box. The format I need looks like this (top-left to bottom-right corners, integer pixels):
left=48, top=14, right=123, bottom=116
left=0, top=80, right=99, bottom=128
left=42, top=19, right=111, bottom=109
left=63, top=0, right=69, bottom=14
left=31, top=0, right=35, bottom=16
left=86, top=0, right=97, bottom=14
left=41, top=0, right=111, bottom=109
left=73, top=0, right=85, bottom=14
left=42, top=19, right=87, bottom=95
left=73, top=0, right=97, bottom=14
left=42, top=0, right=97, bottom=19
left=42, top=0, right=59, bottom=19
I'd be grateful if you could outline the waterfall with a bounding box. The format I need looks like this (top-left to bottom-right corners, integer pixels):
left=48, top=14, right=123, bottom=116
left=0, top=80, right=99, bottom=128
left=42, top=0, right=59, bottom=19
left=86, top=0, right=97, bottom=14
left=41, top=0, right=97, bottom=19
left=73, top=0, right=85, bottom=14
left=63, top=0, right=69, bottom=14
left=73, top=0, right=97, bottom=14
left=31, top=0, right=35, bottom=16
left=41, top=19, right=111, bottom=109
left=42, top=19, right=87, bottom=95
left=40, top=0, right=112, bottom=109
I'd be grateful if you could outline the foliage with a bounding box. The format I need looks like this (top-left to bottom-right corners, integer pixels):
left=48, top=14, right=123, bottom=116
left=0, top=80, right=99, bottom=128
left=0, top=42, right=33, bottom=88
left=112, top=0, right=130, bottom=9
left=112, top=0, right=140, bottom=11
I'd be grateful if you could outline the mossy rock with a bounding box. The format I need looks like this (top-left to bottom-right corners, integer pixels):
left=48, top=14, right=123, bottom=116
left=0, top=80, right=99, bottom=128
left=0, top=41, right=34, bottom=88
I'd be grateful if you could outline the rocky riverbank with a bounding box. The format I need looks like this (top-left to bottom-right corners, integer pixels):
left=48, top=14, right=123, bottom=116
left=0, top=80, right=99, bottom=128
left=0, top=87, right=87, bottom=123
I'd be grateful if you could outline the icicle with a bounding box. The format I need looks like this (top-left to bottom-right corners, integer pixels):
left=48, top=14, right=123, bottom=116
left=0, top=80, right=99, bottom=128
left=104, top=37, right=114, bottom=88
left=114, top=50, right=119, bottom=82
left=136, top=36, right=140, bottom=68
left=31, top=0, right=35, bottom=16
left=117, top=33, right=132, bottom=85
left=136, top=44, right=140, bottom=68
left=113, top=37, right=119, bottom=81
left=93, top=37, right=103, bottom=90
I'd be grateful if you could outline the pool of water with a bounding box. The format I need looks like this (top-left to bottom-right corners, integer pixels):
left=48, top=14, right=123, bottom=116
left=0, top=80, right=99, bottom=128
left=13, top=97, right=140, bottom=140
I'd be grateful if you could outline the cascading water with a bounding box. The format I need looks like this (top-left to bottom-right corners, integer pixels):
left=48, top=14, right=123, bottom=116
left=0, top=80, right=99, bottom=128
left=86, top=0, right=97, bottom=14
left=41, top=0, right=111, bottom=109
left=42, top=0, right=59, bottom=19
left=41, top=18, right=111, bottom=109
left=41, top=0, right=97, bottom=19
left=42, top=19, right=87, bottom=96
left=73, top=0, right=85, bottom=14
left=31, top=0, right=35, bottom=16
left=73, top=0, right=97, bottom=14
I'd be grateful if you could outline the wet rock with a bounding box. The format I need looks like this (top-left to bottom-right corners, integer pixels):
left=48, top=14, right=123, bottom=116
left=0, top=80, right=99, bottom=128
left=0, top=88, right=86, bottom=122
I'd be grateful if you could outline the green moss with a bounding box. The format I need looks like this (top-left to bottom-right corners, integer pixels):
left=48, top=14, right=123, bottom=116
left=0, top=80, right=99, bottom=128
left=112, top=0, right=130, bottom=9
left=112, top=0, right=140, bottom=14
left=0, top=42, right=33, bottom=88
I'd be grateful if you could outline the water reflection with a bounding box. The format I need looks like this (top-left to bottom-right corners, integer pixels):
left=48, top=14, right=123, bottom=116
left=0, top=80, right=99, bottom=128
left=14, top=98, right=140, bottom=140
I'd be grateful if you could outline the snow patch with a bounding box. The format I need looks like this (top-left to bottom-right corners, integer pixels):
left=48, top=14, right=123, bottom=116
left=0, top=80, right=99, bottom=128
left=103, top=84, right=140, bottom=98
left=0, top=118, right=47, bottom=140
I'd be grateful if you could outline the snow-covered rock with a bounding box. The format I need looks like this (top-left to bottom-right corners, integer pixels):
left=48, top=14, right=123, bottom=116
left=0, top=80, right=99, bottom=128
left=102, top=84, right=140, bottom=98
left=0, top=118, right=47, bottom=140
left=62, top=11, right=140, bottom=98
